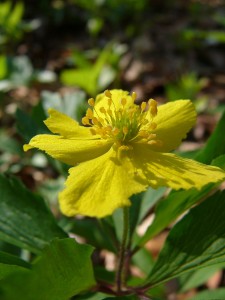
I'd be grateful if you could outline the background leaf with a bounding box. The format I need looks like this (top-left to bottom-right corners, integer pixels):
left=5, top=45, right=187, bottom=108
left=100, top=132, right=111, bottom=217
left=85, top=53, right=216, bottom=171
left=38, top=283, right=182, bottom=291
left=145, top=190, right=225, bottom=286
left=189, top=288, right=225, bottom=300
left=0, top=174, right=67, bottom=254
left=195, top=110, right=225, bottom=163
left=0, top=238, right=95, bottom=300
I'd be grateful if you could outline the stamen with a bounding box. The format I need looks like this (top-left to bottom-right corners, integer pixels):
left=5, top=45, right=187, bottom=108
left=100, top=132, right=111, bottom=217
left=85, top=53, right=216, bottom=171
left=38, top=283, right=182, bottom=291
left=132, top=92, right=137, bottom=102
left=148, top=99, right=158, bottom=117
left=121, top=98, right=127, bottom=107
left=123, top=127, right=128, bottom=135
left=86, top=108, right=93, bottom=119
left=88, top=98, right=95, bottom=107
left=82, top=116, right=90, bottom=125
left=141, top=102, right=147, bottom=112
left=99, top=107, right=106, bottom=114
left=104, top=90, right=112, bottom=98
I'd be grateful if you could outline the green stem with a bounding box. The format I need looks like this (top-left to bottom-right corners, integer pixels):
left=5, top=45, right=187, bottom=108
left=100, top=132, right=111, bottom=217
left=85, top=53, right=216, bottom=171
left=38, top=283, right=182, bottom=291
left=115, top=207, right=130, bottom=293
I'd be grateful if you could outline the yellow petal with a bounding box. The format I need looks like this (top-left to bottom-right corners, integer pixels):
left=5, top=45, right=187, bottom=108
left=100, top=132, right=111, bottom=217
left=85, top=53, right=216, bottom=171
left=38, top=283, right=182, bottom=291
left=147, top=100, right=196, bottom=152
left=94, top=89, right=134, bottom=116
left=59, top=148, right=147, bottom=218
left=24, top=134, right=112, bottom=165
left=44, top=108, right=94, bottom=139
left=132, top=144, right=225, bottom=190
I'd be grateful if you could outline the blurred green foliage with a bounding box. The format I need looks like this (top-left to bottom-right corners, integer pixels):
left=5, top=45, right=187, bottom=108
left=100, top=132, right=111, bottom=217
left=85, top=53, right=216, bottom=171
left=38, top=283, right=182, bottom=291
left=0, top=0, right=225, bottom=299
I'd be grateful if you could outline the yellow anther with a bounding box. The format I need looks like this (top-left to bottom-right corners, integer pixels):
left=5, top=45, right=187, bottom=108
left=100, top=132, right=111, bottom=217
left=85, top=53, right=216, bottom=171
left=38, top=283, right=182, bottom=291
left=121, top=98, right=127, bottom=107
left=92, top=117, right=99, bottom=126
left=132, top=92, right=137, bottom=102
left=148, top=139, right=163, bottom=146
left=99, top=107, right=106, bottom=114
left=123, top=127, right=129, bottom=135
left=148, top=99, right=158, bottom=117
left=112, top=128, right=120, bottom=136
left=98, top=117, right=105, bottom=124
left=107, top=109, right=112, bottom=116
left=141, top=101, right=147, bottom=112
left=104, top=90, right=112, bottom=98
left=86, top=108, right=93, bottom=119
left=108, top=98, right=112, bottom=107
left=90, top=128, right=97, bottom=135
left=88, top=98, right=95, bottom=107
left=82, top=116, right=90, bottom=126
left=105, top=125, right=112, bottom=132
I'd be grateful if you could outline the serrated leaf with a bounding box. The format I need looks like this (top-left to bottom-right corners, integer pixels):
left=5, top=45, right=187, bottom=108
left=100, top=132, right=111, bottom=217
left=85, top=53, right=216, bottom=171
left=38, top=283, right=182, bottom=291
left=0, top=174, right=67, bottom=254
left=145, top=190, right=225, bottom=286
left=0, top=238, right=95, bottom=300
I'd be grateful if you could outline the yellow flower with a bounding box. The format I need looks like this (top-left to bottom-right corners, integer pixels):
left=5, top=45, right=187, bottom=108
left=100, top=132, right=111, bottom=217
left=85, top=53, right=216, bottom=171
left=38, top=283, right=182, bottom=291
left=24, top=90, right=225, bottom=218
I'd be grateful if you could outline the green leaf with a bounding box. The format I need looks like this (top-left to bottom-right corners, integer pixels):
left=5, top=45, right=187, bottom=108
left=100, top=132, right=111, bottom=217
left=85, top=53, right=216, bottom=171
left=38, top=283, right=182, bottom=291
left=196, top=110, right=225, bottom=164
left=0, top=251, right=30, bottom=280
left=189, top=288, right=225, bottom=300
left=0, top=55, right=7, bottom=79
left=60, top=45, right=114, bottom=95
left=71, top=218, right=117, bottom=252
left=0, top=174, right=67, bottom=254
left=145, top=190, right=225, bottom=286
left=0, top=238, right=95, bottom=300
left=178, top=263, right=225, bottom=292
left=137, top=184, right=213, bottom=247
left=41, top=90, right=87, bottom=121
left=0, top=130, right=23, bottom=156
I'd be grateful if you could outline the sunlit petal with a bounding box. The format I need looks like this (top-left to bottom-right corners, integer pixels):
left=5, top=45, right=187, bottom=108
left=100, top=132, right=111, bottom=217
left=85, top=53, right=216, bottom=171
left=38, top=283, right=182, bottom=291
left=45, top=108, right=94, bottom=139
left=59, top=148, right=147, bottom=218
left=146, top=100, right=196, bottom=152
left=24, top=134, right=112, bottom=165
left=132, top=144, right=225, bottom=190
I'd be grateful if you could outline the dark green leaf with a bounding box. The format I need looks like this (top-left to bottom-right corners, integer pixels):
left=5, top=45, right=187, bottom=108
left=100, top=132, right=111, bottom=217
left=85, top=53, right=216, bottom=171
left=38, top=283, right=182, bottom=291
left=196, top=110, right=225, bottom=164
left=0, top=174, right=67, bottom=254
left=145, top=190, right=225, bottom=286
left=0, top=251, right=30, bottom=280
left=137, top=184, right=213, bottom=246
left=0, top=238, right=95, bottom=300
left=71, top=218, right=117, bottom=252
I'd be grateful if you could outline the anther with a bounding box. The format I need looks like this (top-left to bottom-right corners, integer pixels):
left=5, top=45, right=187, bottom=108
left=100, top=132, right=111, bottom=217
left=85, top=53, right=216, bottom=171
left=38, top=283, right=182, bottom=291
left=121, top=98, right=127, bottom=107
left=104, top=90, right=112, bottom=98
left=88, top=98, right=95, bottom=107
left=141, top=102, right=147, bottom=112
left=99, top=107, right=106, bottom=114
left=132, top=92, right=137, bottom=102
left=123, top=127, right=129, bottom=135
left=86, top=108, right=93, bottom=119
left=148, top=99, right=158, bottom=117
left=82, top=116, right=90, bottom=126
left=90, top=128, right=97, bottom=135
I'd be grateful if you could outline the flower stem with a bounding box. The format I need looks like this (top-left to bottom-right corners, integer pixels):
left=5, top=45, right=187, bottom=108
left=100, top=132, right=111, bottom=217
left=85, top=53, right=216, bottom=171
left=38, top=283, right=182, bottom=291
left=115, top=207, right=130, bottom=293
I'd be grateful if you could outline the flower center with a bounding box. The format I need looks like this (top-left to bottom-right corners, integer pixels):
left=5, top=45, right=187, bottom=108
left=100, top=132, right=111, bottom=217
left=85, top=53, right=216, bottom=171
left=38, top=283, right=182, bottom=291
left=82, top=90, right=162, bottom=149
